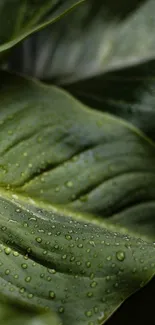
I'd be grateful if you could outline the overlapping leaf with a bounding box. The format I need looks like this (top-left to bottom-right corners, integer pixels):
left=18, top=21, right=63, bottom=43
left=0, top=0, right=84, bottom=53
left=66, top=59, right=155, bottom=141
left=0, top=71, right=155, bottom=242
left=8, top=0, right=155, bottom=83
left=0, top=190, right=154, bottom=325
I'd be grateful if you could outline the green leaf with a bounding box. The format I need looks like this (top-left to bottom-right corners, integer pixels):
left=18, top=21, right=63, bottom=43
left=8, top=0, right=155, bottom=83
left=0, top=301, right=60, bottom=325
left=0, top=71, right=155, bottom=240
left=0, top=0, right=84, bottom=53
left=0, top=189, right=154, bottom=325
left=107, top=277, right=155, bottom=325
left=65, top=59, right=155, bottom=141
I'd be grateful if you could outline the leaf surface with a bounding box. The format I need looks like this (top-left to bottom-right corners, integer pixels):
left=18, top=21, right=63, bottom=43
left=65, top=59, right=155, bottom=141
left=0, top=71, right=155, bottom=240
left=0, top=0, right=84, bottom=53
left=8, top=0, right=155, bottom=83
left=0, top=190, right=154, bottom=325
left=0, top=301, right=60, bottom=325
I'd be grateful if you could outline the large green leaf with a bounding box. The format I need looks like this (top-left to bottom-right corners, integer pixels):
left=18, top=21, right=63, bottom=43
left=0, top=189, right=154, bottom=325
left=65, top=59, right=155, bottom=141
left=0, top=0, right=84, bottom=53
left=0, top=71, right=155, bottom=240
left=8, top=0, right=155, bottom=83
left=0, top=301, right=60, bottom=325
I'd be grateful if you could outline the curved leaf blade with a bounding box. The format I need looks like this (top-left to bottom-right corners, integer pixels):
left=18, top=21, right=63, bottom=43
left=0, top=0, right=85, bottom=53
left=0, top=71, right=155, bottom=240
left=0, top=191, right=154, bottom=325
left=0, top=301, right=60, bottom=325
left=65, top=59, right=155, bottom=141
left=8, top=0, right=155, bottom=83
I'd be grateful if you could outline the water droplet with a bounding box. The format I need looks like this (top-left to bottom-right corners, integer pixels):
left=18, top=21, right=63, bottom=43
left=19, top=287, right=25, bottom=293
left=86, top=261, right=91, bottom=268
left=58, top=306, right=64, bottom=313
left=65, top=234, right=72, bottom=240
left=89, top=241, right=95, bottom=246
left=21, top=263, right=28, bottom=269
left=49, top=291, right=56, bottom=299
left=48, top=268, right=56, bottom=274
left=65, top=181, right=73, bottom=188
left=23, top=152, right=28, bottom=157
left=106, top=276, right=110, bottom=281
left=1, top=226, right=7, bottom=231
left=87, top=292, right=93, bottom=298
left=106, top=256, right=112, bottom=261
left=5, top=269, right=10, bottom=275
left=4, top=247, right=11, bottom=255
left=90, top=273, right=95, bottom=280
left=77, top=243, right=83, bottom=248
left=97, top=311, right=105, bottom=324
left=90, top=281, right=97, bottom=288
left=28, top=293, right=33, bottom=299
left=24, top=222, right=28, bottom=227
left=55, top=186, right=60, bottom=192
left=116, top=251, right=125, bottom=261
left=47, top=276, right=51, bottom=281
left=25, top=276, right=31, bottom=282
left=62, top=255, right=67, bottom=260
left=13, top=251, right=19, bottom=257
left=114, top=282, right=119, bottom=288
left=35, top=237, right=42, bottom=243
left=85, top=310, right=92, bottom=317
left=70, top=256, right=75, bottom=262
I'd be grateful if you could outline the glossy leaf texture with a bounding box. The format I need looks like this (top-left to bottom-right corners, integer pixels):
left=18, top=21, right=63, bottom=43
left=0, top=0, right=84, bottom=53
left=0, top=301, right=60, bottom=325
left=0, top=189, right=154, bottom=325
left=8, top=0, right=155, bottom=84
left=0, top=71, right=155, bottom=241
left=65, top=59, right=155, bottom=141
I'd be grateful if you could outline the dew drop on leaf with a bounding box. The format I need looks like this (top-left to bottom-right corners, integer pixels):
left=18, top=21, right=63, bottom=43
left=4, top=247, right=11, bottom=255
left=58, top=306, right=65, bottom=314
left=35, top=237, right=42, bottom=243
left=86, top=261, right=91, bottom=268
left=5, top=269, right=10, bottom=275
left=65, top=181, right=73, bottom=188
left=25, top=276, right=31, bottom=282
left=77, top=243, right=83, bottom=248
left=97, top=311, right=105, bottom=324
left=49, top=291, right=56, bottom=299
left=65, top=234, right=72, bottom=240
left=21, top=263, right=28, bottom=269
left=85, top=310, right=92, bottom=317
left=13, top=251, right=19, bottom=257
left=90, top=281, right=97, bottom=288
left=116, top=251, right=125, bottom=261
